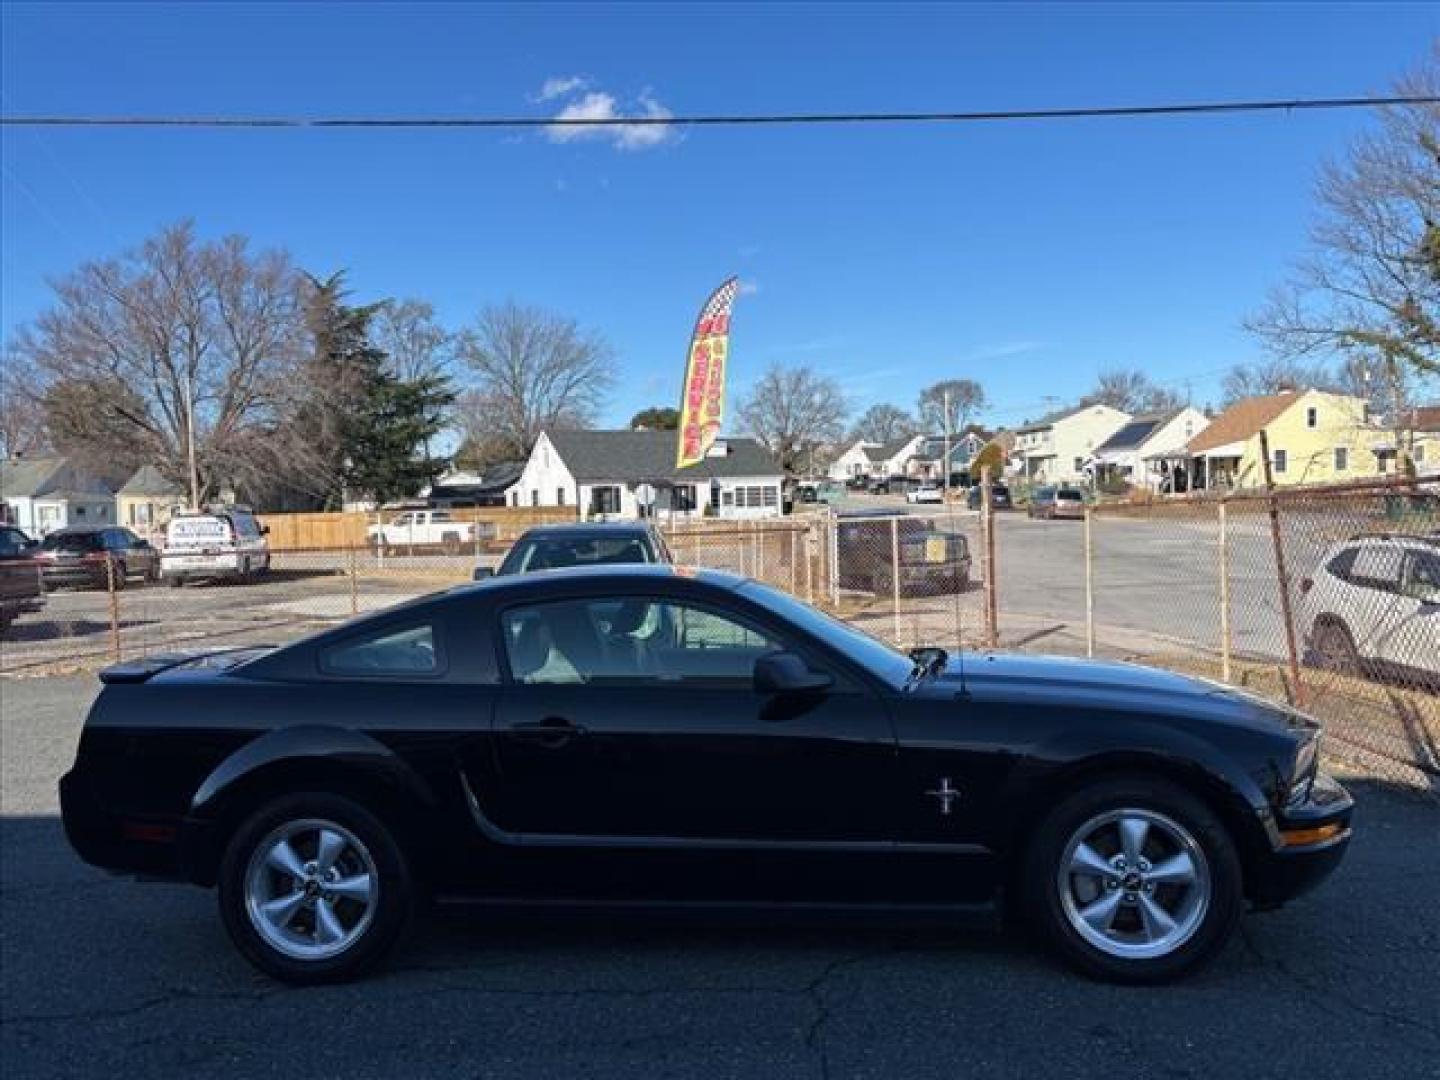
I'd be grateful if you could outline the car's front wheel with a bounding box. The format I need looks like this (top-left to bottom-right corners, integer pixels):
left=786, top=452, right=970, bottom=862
left=1023, top=775, right=1242, bottom=984
left=218, top=792, right=413, bottom=984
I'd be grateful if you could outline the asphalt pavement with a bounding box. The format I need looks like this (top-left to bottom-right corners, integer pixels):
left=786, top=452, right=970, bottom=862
left=2, top=675, right=1437, bottom=1080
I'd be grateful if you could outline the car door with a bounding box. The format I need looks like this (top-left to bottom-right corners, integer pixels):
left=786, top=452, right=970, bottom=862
left=117, top=529, right=155, bottom=575
left=1384, top=549, right=1440, bottom=675
left=1344, top=545, right=1406, bottom=662
left=489, top=593, right=897, bottom=842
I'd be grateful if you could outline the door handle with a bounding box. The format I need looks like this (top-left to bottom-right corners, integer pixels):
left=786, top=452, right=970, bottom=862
left=507, top=717, right=586, bottom=746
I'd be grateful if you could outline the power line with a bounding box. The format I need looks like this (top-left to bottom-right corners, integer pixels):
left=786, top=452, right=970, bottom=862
left=2, top=95, right=1435, bottom=130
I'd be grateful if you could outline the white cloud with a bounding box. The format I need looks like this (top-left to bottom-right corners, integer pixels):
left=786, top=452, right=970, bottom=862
left=534, top=76, right=586, bottom=102
left=545, top=88, right=676, bottom=151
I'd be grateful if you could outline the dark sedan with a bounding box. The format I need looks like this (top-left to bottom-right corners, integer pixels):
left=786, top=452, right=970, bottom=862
left=61, top=566, right=1351, bottom=986
left=37, top=526, right=160, bottom=590
left=476, top=522, right=672, bottom=580
left=967, top=484, right=1012, bottom=511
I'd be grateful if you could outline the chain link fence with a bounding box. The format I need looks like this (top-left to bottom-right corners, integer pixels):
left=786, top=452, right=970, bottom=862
left=4, top=479, right=1434, bottom=791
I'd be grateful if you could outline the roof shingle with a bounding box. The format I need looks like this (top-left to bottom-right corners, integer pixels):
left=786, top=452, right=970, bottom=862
left=1185, top=392, right=1300, bottom=455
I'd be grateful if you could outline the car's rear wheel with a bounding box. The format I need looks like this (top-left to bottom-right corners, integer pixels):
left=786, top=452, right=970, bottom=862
left=218, top=792, right=413, bottom=984
left=1313, top=619, right=1360, bottom=675
left=1022, top=775, right=1242, bottom=984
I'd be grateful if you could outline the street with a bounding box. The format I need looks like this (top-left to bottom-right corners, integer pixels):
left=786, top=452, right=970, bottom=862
left=2, top=676, right=1437, bottom=1079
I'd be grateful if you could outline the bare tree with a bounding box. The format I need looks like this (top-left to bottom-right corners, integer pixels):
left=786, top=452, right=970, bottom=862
left=0, top=351, right=49, bottom=459
left=1080, top=367, right=1186, bottom=414
left=1219, top=357, right=1337, bottom=408
left=737, top=363, right=848, bottom=473
left=1247, top=56, right=1439, bottom=433
left=849, top=403, right=917, bottom=444
left=917, top=379, right=986, bottom=435
left=7, top=222, right=305, bottom=506
left=374, top=299, right=453, bottom=382
left=455, top=301, right=615, bottom=461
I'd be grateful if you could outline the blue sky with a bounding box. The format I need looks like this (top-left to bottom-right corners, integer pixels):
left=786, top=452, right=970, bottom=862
left=2, top=2, right=1435, bottom=436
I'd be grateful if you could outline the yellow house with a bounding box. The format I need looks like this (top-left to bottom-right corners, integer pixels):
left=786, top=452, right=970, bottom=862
left=116, top=465, right=185, bottom=543
left=1185, top=389, right=1383, bottom=490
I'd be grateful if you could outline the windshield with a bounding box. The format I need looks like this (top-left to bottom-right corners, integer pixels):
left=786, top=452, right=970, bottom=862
left=738, top=580, right=915, bottom=688
left=501, top=534, right=653, bottom=574
left=41, top=532, right=103, bottom=552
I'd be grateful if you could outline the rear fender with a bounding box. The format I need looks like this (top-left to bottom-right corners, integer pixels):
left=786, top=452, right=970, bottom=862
left=182, top=725, right=440, bottom=886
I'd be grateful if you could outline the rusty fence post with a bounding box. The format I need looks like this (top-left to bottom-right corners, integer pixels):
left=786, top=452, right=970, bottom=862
left=348, top=545, right=359, bottom=617
left=1259, top=430, right=1305, bottom=706
left=106, top=554, right=121, bottom=662
left=1218, top=500, right=1232, bottom=683
left=981, top=466, right=999, bottom=647
left=890, top=515, right=901, bottom=645
left=1084, top=505, right=1095, bottom=658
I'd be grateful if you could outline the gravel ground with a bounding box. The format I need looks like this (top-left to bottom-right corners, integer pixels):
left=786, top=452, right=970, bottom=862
left=2, top=675, right=1437, bottom=1080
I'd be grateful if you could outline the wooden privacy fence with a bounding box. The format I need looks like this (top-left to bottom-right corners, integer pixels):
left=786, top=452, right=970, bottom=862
left=257, top=506, right=578, bottom=551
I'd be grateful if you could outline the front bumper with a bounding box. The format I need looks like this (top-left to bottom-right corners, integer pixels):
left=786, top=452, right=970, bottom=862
left=1249, top=771, right=1354, bottom=909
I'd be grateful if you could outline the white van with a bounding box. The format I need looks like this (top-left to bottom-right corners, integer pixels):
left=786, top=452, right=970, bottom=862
left=160, top=508, right=271, bottom=586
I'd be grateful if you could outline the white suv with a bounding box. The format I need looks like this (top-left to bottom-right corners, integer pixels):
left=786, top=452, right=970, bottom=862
left=1299, top=534, right=1440, bottom=684
left=160, top=508, right=271, bottom=586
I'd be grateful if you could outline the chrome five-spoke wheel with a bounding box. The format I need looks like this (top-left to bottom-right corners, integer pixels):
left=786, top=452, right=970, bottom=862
left=1057, top=807, right=1211, bottom=961
left=243, top=818, right=377, bottom=961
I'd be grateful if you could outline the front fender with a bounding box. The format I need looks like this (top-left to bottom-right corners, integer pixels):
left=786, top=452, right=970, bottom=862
left=182, top=725, right=438, bottom=885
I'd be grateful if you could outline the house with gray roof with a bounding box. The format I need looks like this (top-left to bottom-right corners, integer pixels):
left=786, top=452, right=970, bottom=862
left=1092, top=407, right=1210, bottom=492
left=0, top=456, right=119, bottom=535
left=507, top=430, right=785, bottom=520
left=116, top=465, right=187, bottom=542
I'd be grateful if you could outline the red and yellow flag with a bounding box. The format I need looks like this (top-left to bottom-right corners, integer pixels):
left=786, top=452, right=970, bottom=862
left=676, top=277, right=740, bottom=469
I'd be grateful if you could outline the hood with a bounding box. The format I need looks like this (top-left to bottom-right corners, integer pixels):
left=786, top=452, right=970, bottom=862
left=917, top=651, right=1318, bottom=738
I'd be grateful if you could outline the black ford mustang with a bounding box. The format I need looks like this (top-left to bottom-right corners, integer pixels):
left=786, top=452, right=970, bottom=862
left=61, top=565, right=1352, bottom=985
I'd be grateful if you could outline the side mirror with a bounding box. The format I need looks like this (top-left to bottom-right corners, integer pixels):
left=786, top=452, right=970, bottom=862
left=260, top=525, right=271, bottom=536
left=472, top=566, right=495, bottom=581
left=754, top=651, right=832, bottom=695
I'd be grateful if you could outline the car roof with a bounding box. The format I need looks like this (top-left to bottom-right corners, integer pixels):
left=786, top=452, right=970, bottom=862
left=463, top=562, right=739, bottom=594
left=49, top=524, right=108, bottom=534
left=1340, top=532, right=1440, bottom=549
left=514, top=522, right=656, bottom=539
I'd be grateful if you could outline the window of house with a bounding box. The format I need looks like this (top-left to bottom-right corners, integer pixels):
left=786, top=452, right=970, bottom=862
left=1306, top=407, right=1318, bottom=428
left=1073, top=458, right=1084, bottom=473
left=1415, top=444, right=1426, bottom=463
left=1377, top=449, right=1395, bottom=474
left=1272, top=449, right=1288, bottom=474
left=673, top=485, right=697, bottom=512
left=502, top=598, right=782, bottom=686
left=322, top=624, right=439, bottom=676
left=509, top=491, right=519, bottom=507
left=556, top=488, right=566, bottom=505
left=1334, top=447, right=1348, bottom=471
left=590, top=486, right=620, bottom=515
left=722, top=489, right=735, bottom=507
left=530, top=490, right=539, bottom=507
left=762, top=486, right=778, bottom=507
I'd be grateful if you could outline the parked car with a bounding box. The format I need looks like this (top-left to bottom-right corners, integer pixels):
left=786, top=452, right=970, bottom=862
left=0, top=524, right=45, bottom=634
left=477, top=522, right=673, bottom=580
left=836, top=510, right=969, bottom=596
left=1299, top=533, right=1440, bottom=684
left=905, top=483, right=944, bottom=505
left=160, top=508, right=270, bottom=586
left=1028, top=487, right=1086, bottom=520
left=366, top=509, right=484, bottom=555
left=967, top=484, right=1013, bottom=511
left=36, top=526, right=160, bottom=591
left=60, top=565, right=1351, bottom=985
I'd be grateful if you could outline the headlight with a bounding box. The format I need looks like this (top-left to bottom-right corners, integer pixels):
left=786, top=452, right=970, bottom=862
left=1287, top=734, right=1320, bottom=807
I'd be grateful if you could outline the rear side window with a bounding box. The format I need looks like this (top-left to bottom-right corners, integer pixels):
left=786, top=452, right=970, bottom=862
left=321, top=624, right=440, bottom=677
left=1348, top=546, right=1404, bottom=593
left=1325, top=548, right=1358, bottom=580
left=1057, top=490, right=1083, bottom=502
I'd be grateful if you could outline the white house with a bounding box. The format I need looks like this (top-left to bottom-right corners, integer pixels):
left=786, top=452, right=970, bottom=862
left=1092, top=407, right=1210, bottom=492
left=0, top=456, right=118, bottom=536
left=506, top=430, right=786, bottom=521
left=828, top=439, right=878, bottom=483
left=1015, top=405, right=1131, bottom=484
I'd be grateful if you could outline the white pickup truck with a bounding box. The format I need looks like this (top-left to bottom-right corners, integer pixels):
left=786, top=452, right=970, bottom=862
left=365, top=510, right=484, bottom=554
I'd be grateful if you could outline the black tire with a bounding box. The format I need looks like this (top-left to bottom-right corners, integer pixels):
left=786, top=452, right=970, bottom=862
left=218, top=792, right=413, bottom=984
left=1021, top=774, right=1243, bottom=985
left=1313, top=619, right=1360, bottom=675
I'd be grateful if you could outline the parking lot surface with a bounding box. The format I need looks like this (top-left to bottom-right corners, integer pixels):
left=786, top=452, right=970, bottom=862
left=3, top=676, right=1437, bottom=1080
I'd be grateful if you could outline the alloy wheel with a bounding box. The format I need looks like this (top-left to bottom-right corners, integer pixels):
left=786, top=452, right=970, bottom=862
left=243, top=817, right=378, bottom=961
left=1056, top=807, right=1211, bottom=961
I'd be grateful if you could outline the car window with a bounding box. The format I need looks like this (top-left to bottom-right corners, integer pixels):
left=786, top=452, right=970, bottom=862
left=0, top=528, right=31, bottom=555
left=509, top=536, right=651, bottom=572
left=322, top=624, right=439, bottom=676
left=42, top=531, right=103, bottom=552
left=1349, top=546, right=1404, bottom=592
left=1404, top=551, right=1440, bottom=599
left=502, top=597, right=783, bottom=686
left=1057, top=490, right=1083, bottom=502
left=1325, top=547, right=1358, bottom=579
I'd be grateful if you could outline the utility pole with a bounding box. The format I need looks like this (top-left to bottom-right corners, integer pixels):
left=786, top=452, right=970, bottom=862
left=184, top=366, right=201, bottom=510
left=942, top=386, right=952, bottom=497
